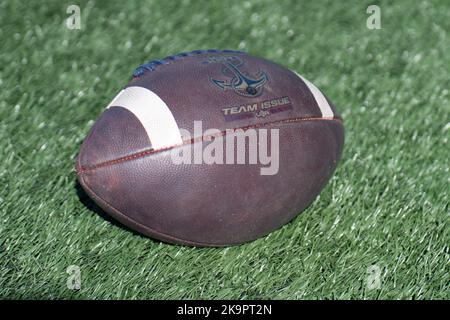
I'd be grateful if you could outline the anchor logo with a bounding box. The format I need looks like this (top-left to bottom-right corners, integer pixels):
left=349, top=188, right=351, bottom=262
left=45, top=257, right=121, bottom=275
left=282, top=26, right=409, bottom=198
left=210, top=57, right=268, bottom=97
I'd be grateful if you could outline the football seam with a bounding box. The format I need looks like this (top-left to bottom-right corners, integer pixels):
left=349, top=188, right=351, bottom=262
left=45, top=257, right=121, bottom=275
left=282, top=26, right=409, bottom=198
left=133, top=49, right=245, bottom=78
left=78, top=116, right=342, bottom=173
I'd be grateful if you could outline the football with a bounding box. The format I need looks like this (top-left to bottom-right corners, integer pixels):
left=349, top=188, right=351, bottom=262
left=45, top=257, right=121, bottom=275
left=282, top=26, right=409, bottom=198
left=76, top=49, right=344, bottom=246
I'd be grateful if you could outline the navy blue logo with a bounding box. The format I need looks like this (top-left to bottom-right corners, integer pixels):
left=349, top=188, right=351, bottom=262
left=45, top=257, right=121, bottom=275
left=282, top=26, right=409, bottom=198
left=207, top=57, right=268, bottom=97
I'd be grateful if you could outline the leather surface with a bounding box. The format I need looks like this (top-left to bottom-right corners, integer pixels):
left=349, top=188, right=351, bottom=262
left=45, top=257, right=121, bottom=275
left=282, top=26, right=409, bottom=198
left=79, top=106, right=151, bottom=168
left=76, top=51, right=345, bottom=246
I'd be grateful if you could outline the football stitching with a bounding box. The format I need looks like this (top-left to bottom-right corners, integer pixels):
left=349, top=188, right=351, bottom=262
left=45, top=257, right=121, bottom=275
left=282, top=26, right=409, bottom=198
left=78, top=116, right=342, bottom=173
left=133, top=49, right=245, bottom=78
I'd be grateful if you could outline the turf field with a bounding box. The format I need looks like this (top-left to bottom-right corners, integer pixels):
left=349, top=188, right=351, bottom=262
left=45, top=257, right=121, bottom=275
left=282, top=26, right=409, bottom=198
left=0, top=0, right=448, bottom=299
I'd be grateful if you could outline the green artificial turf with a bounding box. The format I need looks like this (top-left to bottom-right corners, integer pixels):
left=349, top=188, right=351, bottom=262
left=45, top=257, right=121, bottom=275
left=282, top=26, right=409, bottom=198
left=0, top=0, right=448, bottom=299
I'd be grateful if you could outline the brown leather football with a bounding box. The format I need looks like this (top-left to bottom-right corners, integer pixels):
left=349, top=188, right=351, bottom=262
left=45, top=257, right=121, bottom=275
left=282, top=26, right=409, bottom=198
left=76, top=50, right=344, bottom=246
